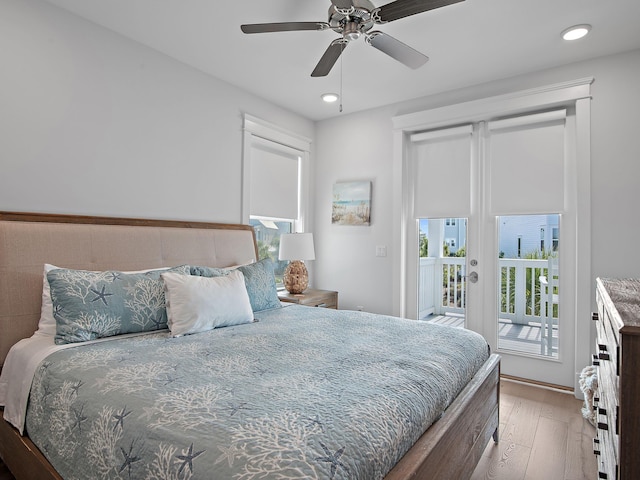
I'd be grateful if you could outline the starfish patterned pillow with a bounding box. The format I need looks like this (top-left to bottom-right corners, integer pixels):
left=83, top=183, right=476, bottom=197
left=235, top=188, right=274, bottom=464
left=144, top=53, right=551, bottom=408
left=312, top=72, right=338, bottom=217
left=47, top=265, right=190, bottom=344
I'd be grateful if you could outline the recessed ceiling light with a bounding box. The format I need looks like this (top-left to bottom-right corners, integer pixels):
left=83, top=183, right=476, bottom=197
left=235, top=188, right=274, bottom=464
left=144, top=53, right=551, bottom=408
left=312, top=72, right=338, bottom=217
left=562, top=24, right=591, bottom=41
left=321, top=93, right=339, bottom=103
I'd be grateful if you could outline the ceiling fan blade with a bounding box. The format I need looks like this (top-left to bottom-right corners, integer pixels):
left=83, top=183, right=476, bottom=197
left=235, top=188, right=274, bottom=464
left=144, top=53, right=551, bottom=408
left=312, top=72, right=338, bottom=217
left=367, top=31, right=428, bottom=69
left=375, top=0, right=464, bottom=23
left=311, top=40, right=348, bottom=77
left=330, top=0, right=355, bottom=9
left=241, top=22, right=329, bottom=34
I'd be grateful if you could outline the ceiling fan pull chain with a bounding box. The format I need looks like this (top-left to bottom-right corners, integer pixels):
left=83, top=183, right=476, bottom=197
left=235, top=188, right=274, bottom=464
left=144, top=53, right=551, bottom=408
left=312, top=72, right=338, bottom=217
left=339, top=43, right=344, bottom=113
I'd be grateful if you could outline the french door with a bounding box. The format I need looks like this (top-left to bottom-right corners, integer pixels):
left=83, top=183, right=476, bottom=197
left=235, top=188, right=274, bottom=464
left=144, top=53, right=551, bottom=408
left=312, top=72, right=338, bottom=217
left=407, top=113, right=578, bottom=388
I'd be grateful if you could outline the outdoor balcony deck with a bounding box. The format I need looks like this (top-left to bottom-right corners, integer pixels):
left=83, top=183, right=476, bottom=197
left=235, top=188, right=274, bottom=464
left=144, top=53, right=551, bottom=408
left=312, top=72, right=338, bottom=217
left=424, top=313, right=558, bottom=356
left=420, top=256, right=559, bottom=357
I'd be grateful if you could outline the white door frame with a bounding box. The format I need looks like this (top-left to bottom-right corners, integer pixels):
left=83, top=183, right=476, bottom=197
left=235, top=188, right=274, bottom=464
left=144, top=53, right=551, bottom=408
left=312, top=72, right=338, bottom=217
left=391, top=78, right=593, bottom=395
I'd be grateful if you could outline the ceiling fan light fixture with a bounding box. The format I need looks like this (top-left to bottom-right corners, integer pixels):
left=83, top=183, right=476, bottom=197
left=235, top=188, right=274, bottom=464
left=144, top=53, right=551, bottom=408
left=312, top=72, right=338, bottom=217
left=322, top=93, right=339, bottom=103
left=561, top=24, right=591, bottom=41
left=343, top=21, right=361, bottom=41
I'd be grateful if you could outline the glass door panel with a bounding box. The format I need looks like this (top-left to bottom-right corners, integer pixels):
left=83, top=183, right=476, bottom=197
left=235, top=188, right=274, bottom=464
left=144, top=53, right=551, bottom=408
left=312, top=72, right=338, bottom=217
left=496, top=214, right=560, bottom=358
left=418, top=218, right=468, bottom=328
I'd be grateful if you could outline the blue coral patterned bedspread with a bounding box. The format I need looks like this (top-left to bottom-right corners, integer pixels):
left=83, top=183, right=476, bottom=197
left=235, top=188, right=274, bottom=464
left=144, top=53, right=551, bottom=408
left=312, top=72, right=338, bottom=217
left=25, top=305, right=489, bottom=480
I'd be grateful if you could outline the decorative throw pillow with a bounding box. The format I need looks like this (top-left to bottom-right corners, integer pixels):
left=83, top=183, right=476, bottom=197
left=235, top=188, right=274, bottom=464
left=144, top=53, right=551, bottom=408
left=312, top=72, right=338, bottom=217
left=39, top=264, right=173, bottom=337
left=47, top=265, right=190, bottom=344
left=162, top=270, right=254, bottom=337
left=237, top=258, right=281, bottom=312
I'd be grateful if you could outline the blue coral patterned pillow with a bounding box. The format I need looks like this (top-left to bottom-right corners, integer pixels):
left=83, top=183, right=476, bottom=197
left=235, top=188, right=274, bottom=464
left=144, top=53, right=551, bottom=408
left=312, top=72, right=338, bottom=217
left=237, top=259, right=281, bottom=312
left=189, top=265, right=230, bottom=277
left=47, top=265, right=190, bottom=344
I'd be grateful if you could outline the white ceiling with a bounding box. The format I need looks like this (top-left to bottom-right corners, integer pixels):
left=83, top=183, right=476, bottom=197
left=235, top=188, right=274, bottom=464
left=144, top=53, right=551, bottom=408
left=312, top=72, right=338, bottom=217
left=41, top=0, right=640, bottom=121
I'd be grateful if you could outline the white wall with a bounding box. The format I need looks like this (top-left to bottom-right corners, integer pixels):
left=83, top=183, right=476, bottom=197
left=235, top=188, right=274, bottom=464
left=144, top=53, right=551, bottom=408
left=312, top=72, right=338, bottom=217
left=314, top=49, right=640, bottom=314
left=314, top=108, right=397, bottom=314
left=0, top=0, right=315, bottom=224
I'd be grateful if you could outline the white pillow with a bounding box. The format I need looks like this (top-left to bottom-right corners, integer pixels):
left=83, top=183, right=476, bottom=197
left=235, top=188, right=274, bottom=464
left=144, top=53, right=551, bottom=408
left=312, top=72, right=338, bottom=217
left=38, top=264, right=61, bottom=336
left=38, top=264, right=172, bottom=337
left=162, top=270, right=254, bottom=337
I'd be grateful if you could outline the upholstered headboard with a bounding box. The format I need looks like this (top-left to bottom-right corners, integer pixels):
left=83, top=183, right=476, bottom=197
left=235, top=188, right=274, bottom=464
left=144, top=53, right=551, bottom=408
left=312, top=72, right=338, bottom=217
left=0, top=212, right=258, bottom=366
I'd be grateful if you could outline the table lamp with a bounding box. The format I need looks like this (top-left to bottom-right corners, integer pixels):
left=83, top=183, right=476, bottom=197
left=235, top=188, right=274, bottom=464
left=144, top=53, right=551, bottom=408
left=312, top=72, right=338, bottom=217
left=279, top=233, right=315, bottom=294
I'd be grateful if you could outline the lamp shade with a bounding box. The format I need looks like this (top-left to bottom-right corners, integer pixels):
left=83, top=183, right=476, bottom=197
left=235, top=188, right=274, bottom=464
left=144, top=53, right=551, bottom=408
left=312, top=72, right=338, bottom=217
left=279, top=233, right=315, bottom=261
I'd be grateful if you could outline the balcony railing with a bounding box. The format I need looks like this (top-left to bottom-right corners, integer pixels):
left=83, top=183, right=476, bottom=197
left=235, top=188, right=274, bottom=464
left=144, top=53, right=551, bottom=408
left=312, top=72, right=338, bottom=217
left=419, top=257, right=557, bottom=325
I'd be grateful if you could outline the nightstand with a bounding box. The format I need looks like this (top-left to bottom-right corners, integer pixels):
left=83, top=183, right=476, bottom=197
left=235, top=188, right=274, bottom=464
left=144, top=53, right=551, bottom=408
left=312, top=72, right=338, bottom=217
left=278, top=288, right=338, bottom=309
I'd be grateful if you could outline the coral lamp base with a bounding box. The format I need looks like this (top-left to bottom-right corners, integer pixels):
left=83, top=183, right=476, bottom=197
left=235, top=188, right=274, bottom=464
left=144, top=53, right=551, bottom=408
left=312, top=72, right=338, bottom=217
left=283, top=260, right=309, bottom=294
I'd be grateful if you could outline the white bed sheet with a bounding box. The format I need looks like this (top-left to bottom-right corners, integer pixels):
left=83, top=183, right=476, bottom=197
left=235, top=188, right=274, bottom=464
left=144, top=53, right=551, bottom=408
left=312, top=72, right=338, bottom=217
left=0, top=332, right=69, bottom=434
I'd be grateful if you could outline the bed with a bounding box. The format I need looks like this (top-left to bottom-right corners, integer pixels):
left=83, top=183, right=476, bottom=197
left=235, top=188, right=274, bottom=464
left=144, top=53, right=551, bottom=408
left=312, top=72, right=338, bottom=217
left=0, top=211, right=500, bottom=480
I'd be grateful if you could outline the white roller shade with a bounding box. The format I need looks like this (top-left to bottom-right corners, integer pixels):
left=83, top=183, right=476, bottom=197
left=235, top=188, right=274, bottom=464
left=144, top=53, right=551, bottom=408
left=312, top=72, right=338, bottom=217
left=250, top=139, right=300, bottom=220
left=488, top=110, right=566, bottom=215
left=411, top=125, right=473, bottom=218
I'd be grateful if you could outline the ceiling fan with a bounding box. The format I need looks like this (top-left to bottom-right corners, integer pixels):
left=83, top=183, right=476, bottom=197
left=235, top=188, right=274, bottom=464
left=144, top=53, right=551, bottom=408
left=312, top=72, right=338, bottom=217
left=241, top=0, right=464, bottom=77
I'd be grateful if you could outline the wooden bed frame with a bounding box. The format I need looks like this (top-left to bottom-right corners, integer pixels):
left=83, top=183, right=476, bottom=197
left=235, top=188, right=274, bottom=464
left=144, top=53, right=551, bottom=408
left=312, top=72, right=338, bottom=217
left=0, top=211, right=500, bottom=480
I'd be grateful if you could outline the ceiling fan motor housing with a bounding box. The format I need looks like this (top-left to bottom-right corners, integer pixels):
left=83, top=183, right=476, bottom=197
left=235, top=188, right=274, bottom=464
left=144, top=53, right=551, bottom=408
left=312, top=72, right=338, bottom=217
left=328, top=0, right=377, bottom=39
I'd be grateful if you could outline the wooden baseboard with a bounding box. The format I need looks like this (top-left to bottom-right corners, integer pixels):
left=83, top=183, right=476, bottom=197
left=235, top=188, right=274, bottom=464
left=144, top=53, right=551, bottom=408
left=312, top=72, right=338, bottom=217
left=501, top=374, right=573, bottom=393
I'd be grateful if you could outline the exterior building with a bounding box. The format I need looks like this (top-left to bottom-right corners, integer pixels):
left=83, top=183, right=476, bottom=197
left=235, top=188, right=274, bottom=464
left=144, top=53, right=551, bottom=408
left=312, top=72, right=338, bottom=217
left=498, top=215, right=559, bottom=258
left=420, top=215, right=559, bottom=259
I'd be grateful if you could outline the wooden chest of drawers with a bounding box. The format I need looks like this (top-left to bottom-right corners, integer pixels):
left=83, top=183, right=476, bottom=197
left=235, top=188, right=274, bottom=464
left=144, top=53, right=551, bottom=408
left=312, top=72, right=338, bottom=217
left=593, top=278, right=640, bottom=480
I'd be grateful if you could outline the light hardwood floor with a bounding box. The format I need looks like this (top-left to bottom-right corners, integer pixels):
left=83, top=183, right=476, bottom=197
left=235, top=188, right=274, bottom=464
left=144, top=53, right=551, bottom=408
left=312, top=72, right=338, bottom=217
left=471, top=378, right=597, bottom=480
left=0, top=379, right=597, bottom=480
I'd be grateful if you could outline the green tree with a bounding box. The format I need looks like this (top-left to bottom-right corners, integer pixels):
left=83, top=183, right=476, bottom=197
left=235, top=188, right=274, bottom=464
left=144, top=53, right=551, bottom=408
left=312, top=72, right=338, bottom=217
left=419, top=236, right=429, bottom=257
left=257, top=240, right=271, bottom=261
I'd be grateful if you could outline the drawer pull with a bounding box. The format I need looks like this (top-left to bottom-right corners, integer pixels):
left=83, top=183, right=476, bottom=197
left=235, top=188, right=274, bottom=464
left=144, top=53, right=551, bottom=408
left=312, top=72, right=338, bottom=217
left=598, top=344, right=610, bottom=361
left=593, top=437, right=601, bottom=455
left=599, top=472, right=608, bottom=479
left=598, top=407, right=607, bottom=415
left=592, top=312, right=599, bottom=321
left=597, top=421, right=608, bottom=431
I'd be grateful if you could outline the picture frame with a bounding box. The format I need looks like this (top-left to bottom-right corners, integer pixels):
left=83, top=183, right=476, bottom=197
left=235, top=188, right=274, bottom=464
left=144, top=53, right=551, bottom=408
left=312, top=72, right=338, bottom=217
left=332, top=181, right=371, bottom=226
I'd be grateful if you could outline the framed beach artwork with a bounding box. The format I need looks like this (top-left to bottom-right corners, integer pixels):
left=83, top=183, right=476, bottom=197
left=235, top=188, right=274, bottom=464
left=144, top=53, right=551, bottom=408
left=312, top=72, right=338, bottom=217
left=332, top=181, right=371, bottom=226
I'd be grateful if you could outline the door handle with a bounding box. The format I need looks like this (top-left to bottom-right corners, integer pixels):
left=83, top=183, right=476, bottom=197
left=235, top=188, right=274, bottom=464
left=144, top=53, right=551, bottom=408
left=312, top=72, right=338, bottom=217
left=465, top=271, right=478, bottom=283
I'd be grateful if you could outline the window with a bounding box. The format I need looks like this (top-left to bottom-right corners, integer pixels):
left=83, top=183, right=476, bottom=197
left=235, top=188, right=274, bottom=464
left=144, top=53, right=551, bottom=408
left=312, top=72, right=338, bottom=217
left=249, top=218, right=292, bottom=287
left=247, top=142, right=300, bottom=287
left=540, top=227, right=545, bottom=252
left=552, top=227, right=559, bottom=251
left=242, top=114, right=312, bottom=288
